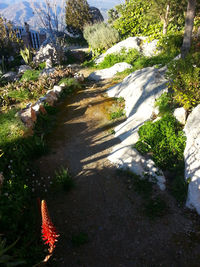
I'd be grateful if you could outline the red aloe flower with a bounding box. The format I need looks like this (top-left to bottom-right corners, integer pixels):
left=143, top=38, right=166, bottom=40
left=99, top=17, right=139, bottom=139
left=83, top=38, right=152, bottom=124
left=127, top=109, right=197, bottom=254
left=41, top=200, right=59, bottom=253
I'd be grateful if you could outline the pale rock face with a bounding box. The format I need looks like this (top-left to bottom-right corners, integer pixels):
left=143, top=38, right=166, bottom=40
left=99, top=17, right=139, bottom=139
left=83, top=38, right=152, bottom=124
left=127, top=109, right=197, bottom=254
left=184, top=104, right=200, bottom=214
left=173, top=107, right=187, bottom=125
left=142, top=39, right=159, bottom=57
left=88, top=62, right=132, bottom=81
left=107, top=66, right=168, bottom=190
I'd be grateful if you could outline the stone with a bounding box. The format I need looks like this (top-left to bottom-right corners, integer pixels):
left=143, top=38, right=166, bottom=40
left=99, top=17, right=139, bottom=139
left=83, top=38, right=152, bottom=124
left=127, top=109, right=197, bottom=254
left=74, top=73, right=84, bottom=82
left=173, top=107, right=187, bottom=125
left=46, top=58, right=53, bottom=68
left=45, top=91, right=58, bottom=106
left=40, top=68, right=55, bottom=77
left=2, top=71, right=17, bottom=82
left=184, top=104, right=200, bottom=214
left=33, top=43, right=66, bottom=66
left=88, top=62, right=132, bottom=81
left=95, top=37, right=141, bottom=64
left=107, top=66, right=168, bottom=190
left=18, top=65, right=32, bottom=75
left=20, top=107, right=37, bottom=128
left=142, top=39, right=159, bottom=57
left=52, top=85, right=63, bottom=95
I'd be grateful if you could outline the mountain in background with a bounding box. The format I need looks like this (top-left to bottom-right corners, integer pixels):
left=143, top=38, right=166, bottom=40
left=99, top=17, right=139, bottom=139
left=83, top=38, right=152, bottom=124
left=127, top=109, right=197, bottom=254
left=0, top=0, right=123, bottom=30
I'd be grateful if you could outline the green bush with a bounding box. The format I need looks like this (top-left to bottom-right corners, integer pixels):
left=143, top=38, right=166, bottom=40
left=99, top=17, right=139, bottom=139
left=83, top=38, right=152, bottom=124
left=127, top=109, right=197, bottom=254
left=167, top=52, right=200, bottom=110
left=83, top=22, right=120, bottom=55
left=98, top=48, right=140, bottom=69
left=134, top=114, right=186, bottom=171
left=155, top=92, right=176, bottom=115
left=157, top=33, right=183, bottom=54
left=20, top=69, right=40, bottom=82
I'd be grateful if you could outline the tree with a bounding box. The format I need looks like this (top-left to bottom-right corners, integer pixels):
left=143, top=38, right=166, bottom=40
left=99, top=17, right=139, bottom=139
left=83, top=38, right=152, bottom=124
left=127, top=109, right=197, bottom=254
left=65, top=0, right=91, bottom=34
left=181, top=0, right=197, bottom=58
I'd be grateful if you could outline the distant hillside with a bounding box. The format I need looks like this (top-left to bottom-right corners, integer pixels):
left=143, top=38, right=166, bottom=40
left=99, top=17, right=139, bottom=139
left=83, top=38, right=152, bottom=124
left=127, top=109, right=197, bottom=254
left=0, top=0, right=123, bottom=30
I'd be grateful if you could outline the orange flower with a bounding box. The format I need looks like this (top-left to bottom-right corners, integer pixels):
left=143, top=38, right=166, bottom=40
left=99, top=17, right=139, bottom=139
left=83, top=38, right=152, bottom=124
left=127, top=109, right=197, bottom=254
left=41, top=200, right=59, bottom=253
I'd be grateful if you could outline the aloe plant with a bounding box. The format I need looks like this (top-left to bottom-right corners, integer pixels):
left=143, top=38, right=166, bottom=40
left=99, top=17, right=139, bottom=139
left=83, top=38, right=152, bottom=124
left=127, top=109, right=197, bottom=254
left=20, top=47, right=32, bottom=65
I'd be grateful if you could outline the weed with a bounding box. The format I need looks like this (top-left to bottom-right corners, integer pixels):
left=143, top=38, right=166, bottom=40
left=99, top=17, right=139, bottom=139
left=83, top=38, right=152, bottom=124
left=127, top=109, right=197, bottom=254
left=7, top=88, right=31, bottom=102
left=20, top=69, right=40, bottom=82
left=53, top=167, right=74, bottom=191
left=71, top=232, right=89, bottom=247
left=155, top=92, right=176, bottom=115
left=143, top=196, right=168, bottom=219
left=109, top=108, right=125, bottom=120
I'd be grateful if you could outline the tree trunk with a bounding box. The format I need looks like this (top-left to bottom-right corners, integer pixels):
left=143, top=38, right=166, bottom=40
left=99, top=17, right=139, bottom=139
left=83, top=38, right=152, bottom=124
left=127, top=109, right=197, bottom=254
left=162, top=4, right=170, bottom=35
left=181, top=0, right=197, bottom=58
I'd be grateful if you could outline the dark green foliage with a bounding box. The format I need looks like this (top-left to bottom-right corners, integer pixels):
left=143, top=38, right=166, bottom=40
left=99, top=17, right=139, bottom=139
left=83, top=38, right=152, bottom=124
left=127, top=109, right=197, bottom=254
left=170, top=173, right=188, bottom=204
left=158, top=33, right=183, bottom=54
left=66, top=0, right=91, bottom=34
left=134, top=114, right=186, bottom=171
left=167, top=50, right=200, bottom=109
left=20, top=69, right=40, bottom=82
left=71, top=232, right=89, bottom=247
left=7, top=88, right=31, bottom=101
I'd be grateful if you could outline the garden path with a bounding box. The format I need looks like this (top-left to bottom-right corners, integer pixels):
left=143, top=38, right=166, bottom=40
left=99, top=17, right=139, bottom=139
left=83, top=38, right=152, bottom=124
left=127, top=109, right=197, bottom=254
left=36, top=71, right=200, bottom=267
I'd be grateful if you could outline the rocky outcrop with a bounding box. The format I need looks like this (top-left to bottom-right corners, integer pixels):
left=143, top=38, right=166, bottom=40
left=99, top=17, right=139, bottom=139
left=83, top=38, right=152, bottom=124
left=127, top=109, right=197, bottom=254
left=18, top=65, right=32, bottom=75
left=2, top=71, right=17, bottom=82
left=89, top=6, right=104, bottom=23
left=184, top=104, right=200, bottom=214
left=107, top=66, right=168, bottom=190
left=88, top=62, right=132, bottom=81
left=95, top=37, right=159, bottom=64
left=173, top=107, right=187, bottom=125
left=33, top=43, right=66, bottom=67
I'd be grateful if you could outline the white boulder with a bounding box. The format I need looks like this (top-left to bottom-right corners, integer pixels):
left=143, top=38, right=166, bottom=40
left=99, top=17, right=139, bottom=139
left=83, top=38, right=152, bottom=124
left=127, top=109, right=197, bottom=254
left=184, top=104, right=200, bottom=214
left=173, top=107, right=187, bottom=125
left=142, top=39, right=159, bottom=57
left=107, top=66, right=168, bottom=190
left=88, top=62, right=132, bottom=81
left=18, top=65, right=32, bottom=75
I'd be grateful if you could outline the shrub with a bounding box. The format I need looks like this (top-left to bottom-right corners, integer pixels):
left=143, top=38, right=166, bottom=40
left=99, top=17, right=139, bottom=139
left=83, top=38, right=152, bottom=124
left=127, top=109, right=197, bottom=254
left=155, top=92, right=176, bottom=115
left=98, top=48, right=140, bottom=69
left=83, top=22, right=120, bottom=55
left=157, top=33, right=183, bottom=54
left=20, top=69, right=40, bottom=82
left=167, top=51, right=200, bottom=110
left=134, top=114, right=186, bottom=171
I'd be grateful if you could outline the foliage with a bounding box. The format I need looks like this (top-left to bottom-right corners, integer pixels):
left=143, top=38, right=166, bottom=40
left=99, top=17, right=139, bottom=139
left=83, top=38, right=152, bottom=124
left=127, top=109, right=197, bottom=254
left=83, top=22, right=120, bottom=55
left=66, top=0, right=91, bottom=34
left=20, top=47, right=33, bottom=65
left=167, top=50, right=200, bottom=109
left=53, top=167, right=74, bottom=191
left=134, top=114, right=186, bottom=171
left=155, top=92, right=176, bottom=115
left=157, top=32, right=183, bottom=54
left=109, top=108, right=125, bottom=120
left=0, top=237, right=26, bottom=266
left=98, top=48, right=140, bottom=69
left=20, top=70, right=40, bottom=82
left=0, top=16, right=22, bottom=63
left=112, top=0, right=163, bottom=39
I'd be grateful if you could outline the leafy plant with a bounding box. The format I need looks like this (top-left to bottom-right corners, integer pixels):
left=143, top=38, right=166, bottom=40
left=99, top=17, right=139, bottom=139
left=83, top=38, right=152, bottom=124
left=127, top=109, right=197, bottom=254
left=167, top=51, right=200, bottom=109
left=53, top=167, right=74, bottom=191
left=20, top=47, right=33, bottom=65
left=83, top=22, right=120, bottom=55
left=155, top=92, right=175, bottom=115
left=109, top=108, right=125, bottom=120
left=20, top=70, right=40, bottom=82
left=134, top=114, right=186, bottom=171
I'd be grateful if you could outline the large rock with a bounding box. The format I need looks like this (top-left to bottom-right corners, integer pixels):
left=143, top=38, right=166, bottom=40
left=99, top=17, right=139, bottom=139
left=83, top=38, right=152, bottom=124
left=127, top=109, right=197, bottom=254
left=88, top=62, right=132, bottom=81
left=18, top=65, right=32, bottom=75
left=142, top=39, right=159, bottom=57
left=184, top=104, right=200, bottom=214
left=173, top=107, right=187, bottom=125
left=33, top=43, right=65, bottom=66
left=107, top=66, right=168, bottom=190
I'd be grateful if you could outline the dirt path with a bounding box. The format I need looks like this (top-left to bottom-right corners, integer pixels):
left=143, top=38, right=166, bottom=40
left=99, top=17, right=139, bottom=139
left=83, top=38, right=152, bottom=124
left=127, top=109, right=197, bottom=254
left=36, top=74, right=200, bottom=267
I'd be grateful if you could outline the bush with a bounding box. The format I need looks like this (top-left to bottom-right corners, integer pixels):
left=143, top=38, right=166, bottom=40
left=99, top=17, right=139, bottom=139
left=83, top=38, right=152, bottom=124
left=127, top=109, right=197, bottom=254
left=98, top=48, right=140, bottom=69
left=167, top=51, right=200, bottom=110
left=21, top=69, right=40, bottom=82
left=83, top=22, right=120, bottom=55
left=155, top=92, right=176, bottom=115
left=157, top=33, right=183, bottom=54
left=134, top=114, right=186, bottom=171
